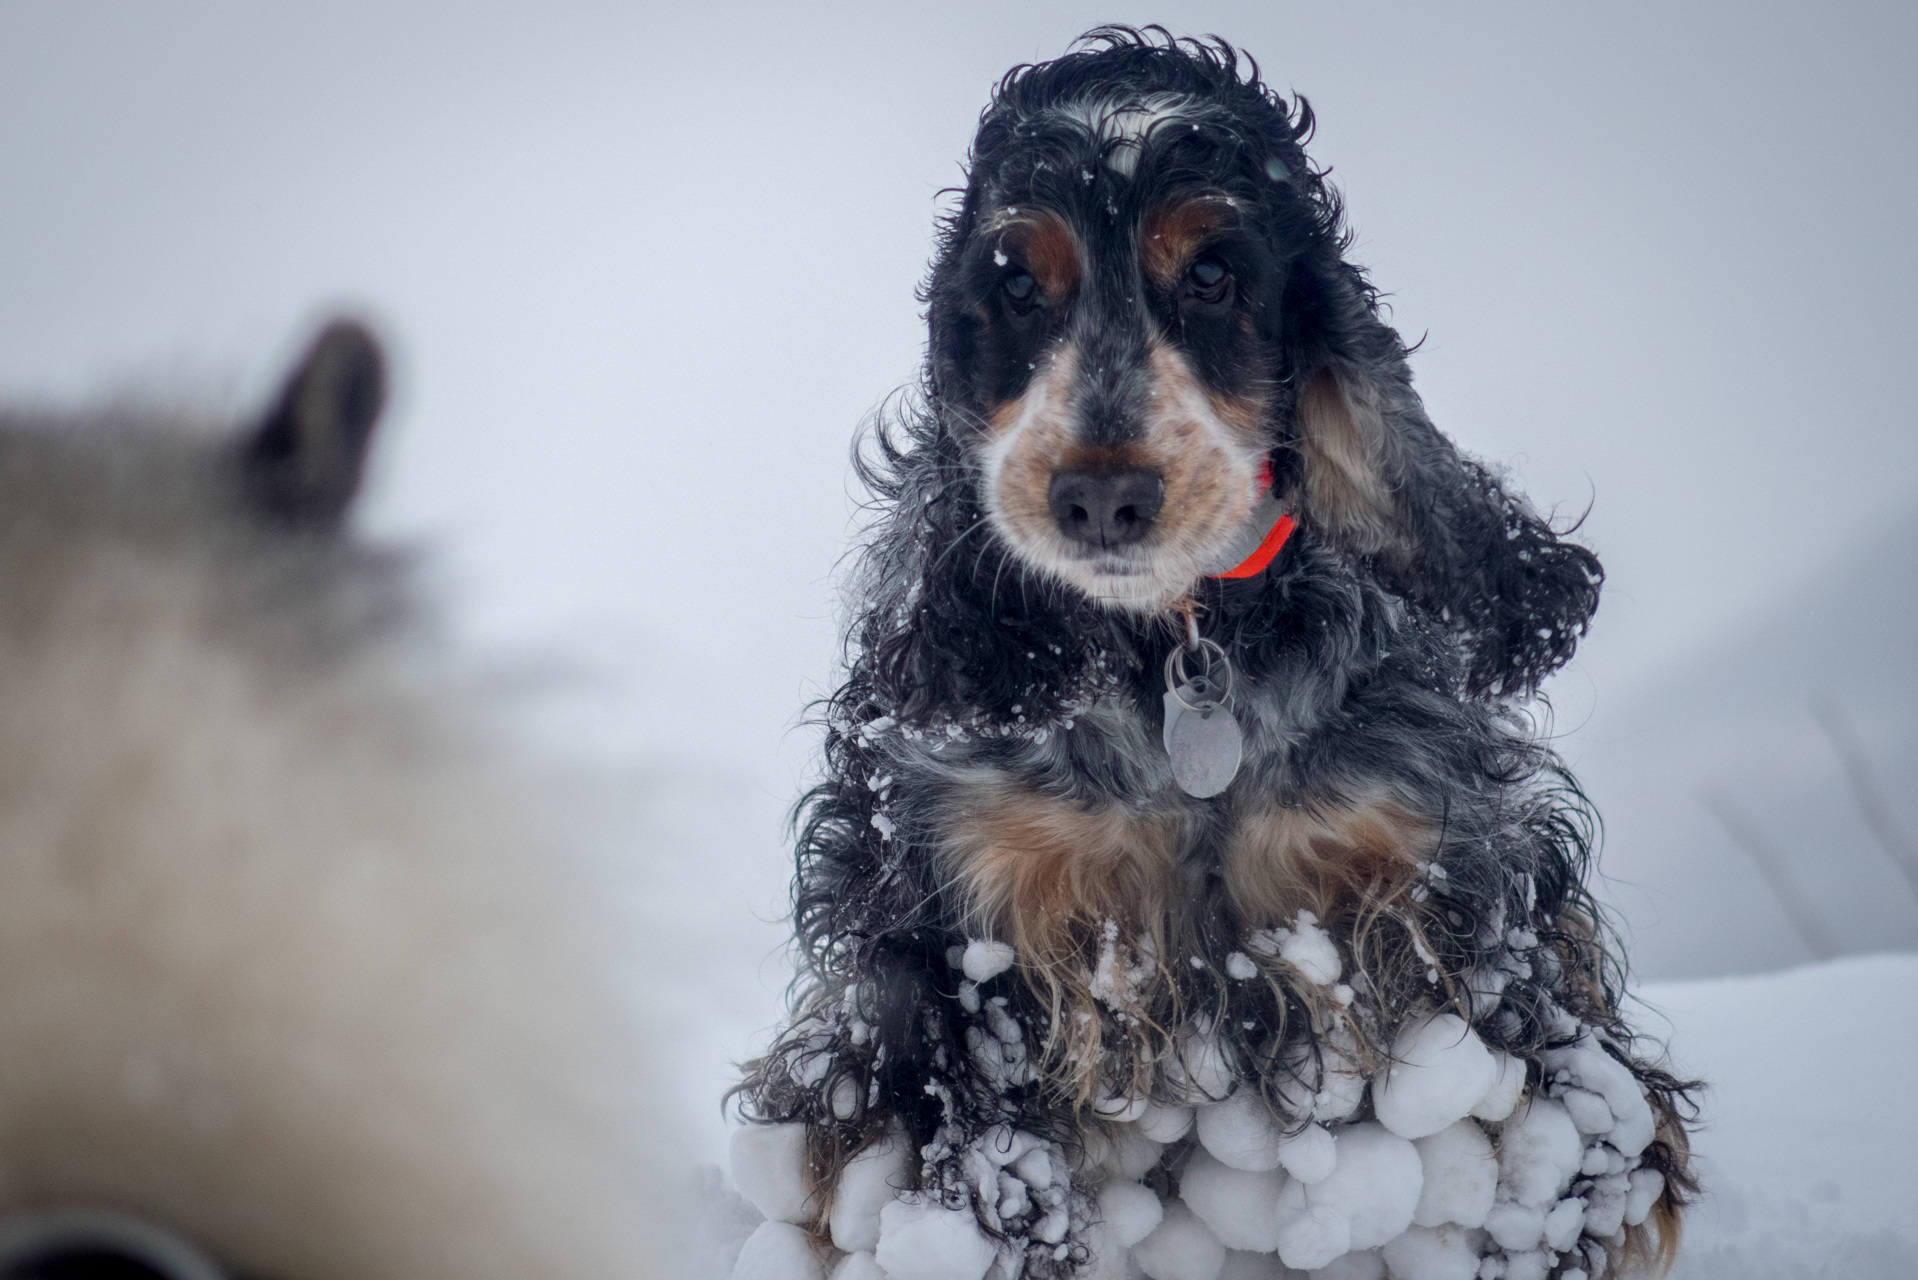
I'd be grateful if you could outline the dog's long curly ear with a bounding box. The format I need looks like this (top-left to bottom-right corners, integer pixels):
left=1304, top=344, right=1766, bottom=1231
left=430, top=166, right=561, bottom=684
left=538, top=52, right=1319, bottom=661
left=242, top=320, right=386, bottom=532
left=1288, top=352, right=1602, bottom=697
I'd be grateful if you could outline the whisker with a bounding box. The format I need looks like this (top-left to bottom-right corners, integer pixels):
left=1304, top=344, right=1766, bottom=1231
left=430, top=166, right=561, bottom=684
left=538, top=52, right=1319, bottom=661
left=929, top=514, right=996, bottom=573
left=988, top=545, right=1015, bottom=615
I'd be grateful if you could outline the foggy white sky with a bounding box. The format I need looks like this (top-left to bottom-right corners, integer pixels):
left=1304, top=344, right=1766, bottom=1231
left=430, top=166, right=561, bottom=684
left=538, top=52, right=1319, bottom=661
left=1, top=2, right=1913, bottom=1003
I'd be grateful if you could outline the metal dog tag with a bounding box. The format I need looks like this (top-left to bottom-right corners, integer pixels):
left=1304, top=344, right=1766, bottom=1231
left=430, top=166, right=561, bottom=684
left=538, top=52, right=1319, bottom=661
left=1161, top=675, right=1219, bottom=754
left=1161, top=643, right=1244, bottom=798
left=1166, top=696, right=1243, bottom=798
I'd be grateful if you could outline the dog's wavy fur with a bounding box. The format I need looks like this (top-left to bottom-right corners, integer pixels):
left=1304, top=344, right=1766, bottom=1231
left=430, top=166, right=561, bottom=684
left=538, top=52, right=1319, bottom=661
left=0, top=324, right=662, bottom=1280
left=737, top=27, right=1696, bottom=1278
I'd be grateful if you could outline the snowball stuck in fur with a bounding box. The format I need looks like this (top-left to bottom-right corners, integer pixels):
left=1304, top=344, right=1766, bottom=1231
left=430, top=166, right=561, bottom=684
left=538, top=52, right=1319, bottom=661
left=1539, top=1034, right=1656, bottom=1159
left=1311, top=1045, right=1368, bottom=1123
left=731, top=1123, right=813, bottom=1224
left=1483, top=1202, right=1545, bottom=1253
left=1273, top=1030, right=1366, bottom=1125
left=1275, top=1122, right=1336, bottom=1185
left=1372, top=1014, right=1496, bottom=1140
left=1501, top=1251, right=1552, bottom=1280
left=1278, top=913, right=1341, bottom=985
left=875, top=1197, right=998, bottom=1280
left=978, top=1125, right=1044, bottom=1168
left=1272, top=1198, right=1349, bottom=1272
left=1133, top=1200, right=1228, bottom=1280
left=830, top=1128, right=911, bottom=1252
left=1579, top=1173, right=1628, bottom=1239
left=1084, top=1122, right=1165, bottom=1181
left=1180, top=1148, right=1286, bottom=1253
left=1138, top=1101, right=1196, bottom=1144
left=1196, top=1089, right=1285, bottom=1172
left=1013, top=1145, right=1054, bottom=1192
left=1542, top=1197, right=1585, bottom=1252
left=732, top=1222, right=825, bottom=1280
left=1411, top=1121, right=1496, bottom=1229
left=1623, top=1169, right=1665, bottom=1227
left=1496, top=1097, right=1582, bottom=1208
left=1559, top=1088, right=1611, bottom=1136
left=1165, top=1029, right=1236, bottom=1104
left=1306, top=1123, right=1422, bottom=1250
left=963, top=939, right=1017, bottom=984
left=1470, top=1053, right=1526, bottom=1122
left=1099, top=1179, right=1165, bottom=1247
left=1381, top=1223, right=1477, bottom=1280
left=1248, top=911, right=1341, bottom=986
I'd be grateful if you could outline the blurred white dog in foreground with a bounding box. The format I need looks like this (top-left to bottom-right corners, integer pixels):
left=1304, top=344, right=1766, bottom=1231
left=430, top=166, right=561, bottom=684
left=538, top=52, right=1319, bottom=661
left=0, top=323, right=662, bottom=1280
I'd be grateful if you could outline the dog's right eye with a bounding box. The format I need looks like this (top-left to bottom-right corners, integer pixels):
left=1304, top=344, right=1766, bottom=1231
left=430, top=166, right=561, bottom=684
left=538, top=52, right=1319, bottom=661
left=1002, top=270, right=1039, bottom=311
left=1183, top=256, right=1234, bottom=308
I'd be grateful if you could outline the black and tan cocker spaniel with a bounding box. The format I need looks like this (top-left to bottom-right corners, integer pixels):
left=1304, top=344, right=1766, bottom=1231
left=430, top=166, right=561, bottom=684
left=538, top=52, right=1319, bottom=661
left=732, top=28, right=1696, bottom=1280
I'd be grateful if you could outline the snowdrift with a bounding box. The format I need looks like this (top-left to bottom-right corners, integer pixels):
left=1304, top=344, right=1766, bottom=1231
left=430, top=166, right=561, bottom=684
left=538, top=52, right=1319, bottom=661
left=1642, top=953, right=1918, bottom=1278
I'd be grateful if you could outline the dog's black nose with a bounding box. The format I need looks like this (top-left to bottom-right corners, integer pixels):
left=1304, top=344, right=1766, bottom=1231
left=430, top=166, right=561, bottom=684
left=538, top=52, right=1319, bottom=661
left=1048, top=468, right=1164, bottom=548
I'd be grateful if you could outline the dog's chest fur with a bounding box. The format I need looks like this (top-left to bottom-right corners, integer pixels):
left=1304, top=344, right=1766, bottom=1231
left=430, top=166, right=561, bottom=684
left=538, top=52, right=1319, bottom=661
left=859, top=640, right=1432, bottom=1085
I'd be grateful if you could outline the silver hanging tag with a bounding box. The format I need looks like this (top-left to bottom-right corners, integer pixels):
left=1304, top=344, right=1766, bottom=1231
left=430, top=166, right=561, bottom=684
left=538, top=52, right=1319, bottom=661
left=1162, top=637, right=1243, bottom=798
left=1161, top=673, right=1223, bottom=753
left=1168, top=702, right=1243, bottom=798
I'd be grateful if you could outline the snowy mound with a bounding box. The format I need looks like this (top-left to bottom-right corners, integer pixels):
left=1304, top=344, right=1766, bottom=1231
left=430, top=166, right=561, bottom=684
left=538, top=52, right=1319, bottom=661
left=1644, top=954, right=1918, bottom=1280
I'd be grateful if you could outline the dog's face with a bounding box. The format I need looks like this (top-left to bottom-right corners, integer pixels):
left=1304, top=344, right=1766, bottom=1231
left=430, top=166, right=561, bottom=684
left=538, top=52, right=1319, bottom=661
left=932, top=92, right=1312, bottom=614
left=902, top=40, right=1601, bottom=698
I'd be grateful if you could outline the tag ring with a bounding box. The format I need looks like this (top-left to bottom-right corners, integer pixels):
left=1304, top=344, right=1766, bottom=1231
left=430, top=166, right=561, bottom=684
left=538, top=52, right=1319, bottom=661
left=1164, top=637, right=1234, bottom=712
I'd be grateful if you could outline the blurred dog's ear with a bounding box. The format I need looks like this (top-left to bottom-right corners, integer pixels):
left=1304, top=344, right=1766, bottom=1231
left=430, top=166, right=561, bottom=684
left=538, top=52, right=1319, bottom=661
left=243, top=320, right=386, bottom=531
left=1288, top=359, right=1603, bottom=697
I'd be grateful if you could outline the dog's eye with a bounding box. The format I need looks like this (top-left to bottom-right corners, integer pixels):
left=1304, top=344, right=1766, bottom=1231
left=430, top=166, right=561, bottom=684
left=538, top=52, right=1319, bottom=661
left=1002, top=270, right=1038, bottom=311
left=1184, top=256, right=1233, bottom=307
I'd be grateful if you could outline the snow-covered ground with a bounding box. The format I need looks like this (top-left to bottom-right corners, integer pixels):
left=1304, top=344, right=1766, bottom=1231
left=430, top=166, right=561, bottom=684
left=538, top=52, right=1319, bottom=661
left=1639, top=954, right=1918, bottom=1278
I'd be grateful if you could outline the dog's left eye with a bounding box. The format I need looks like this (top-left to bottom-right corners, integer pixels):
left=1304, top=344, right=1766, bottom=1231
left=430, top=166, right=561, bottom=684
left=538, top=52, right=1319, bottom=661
left=1184, top=256, right=1233, bottom=307
left=1002, top=270, right=1038, bottom=310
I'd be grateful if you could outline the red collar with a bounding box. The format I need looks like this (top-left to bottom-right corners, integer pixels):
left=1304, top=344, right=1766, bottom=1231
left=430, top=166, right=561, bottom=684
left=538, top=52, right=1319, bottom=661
left=1206, top=463, right=1296, bottom=580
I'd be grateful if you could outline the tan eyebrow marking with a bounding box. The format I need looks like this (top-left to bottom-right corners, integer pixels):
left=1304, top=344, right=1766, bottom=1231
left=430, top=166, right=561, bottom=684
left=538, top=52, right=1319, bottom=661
left=986, top=208, right=1082, bottom=303
left=1140, top=195, right=1239, bottom=291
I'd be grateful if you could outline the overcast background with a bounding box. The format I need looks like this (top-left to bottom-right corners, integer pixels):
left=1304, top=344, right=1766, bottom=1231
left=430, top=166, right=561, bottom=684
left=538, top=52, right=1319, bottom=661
left=2, top=0, right=1913, bottom=1171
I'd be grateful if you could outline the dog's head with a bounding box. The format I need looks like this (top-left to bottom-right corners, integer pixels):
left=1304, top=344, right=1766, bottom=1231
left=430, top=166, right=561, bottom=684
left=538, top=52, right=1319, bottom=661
left=922, top=28, right=1599, bottom=694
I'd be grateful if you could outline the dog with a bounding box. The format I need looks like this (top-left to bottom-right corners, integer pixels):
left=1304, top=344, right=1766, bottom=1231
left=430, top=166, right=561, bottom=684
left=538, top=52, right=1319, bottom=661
left=732, top=29, right=1698, bottom=1280
left=0, top=323, right=664, bottom=1280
